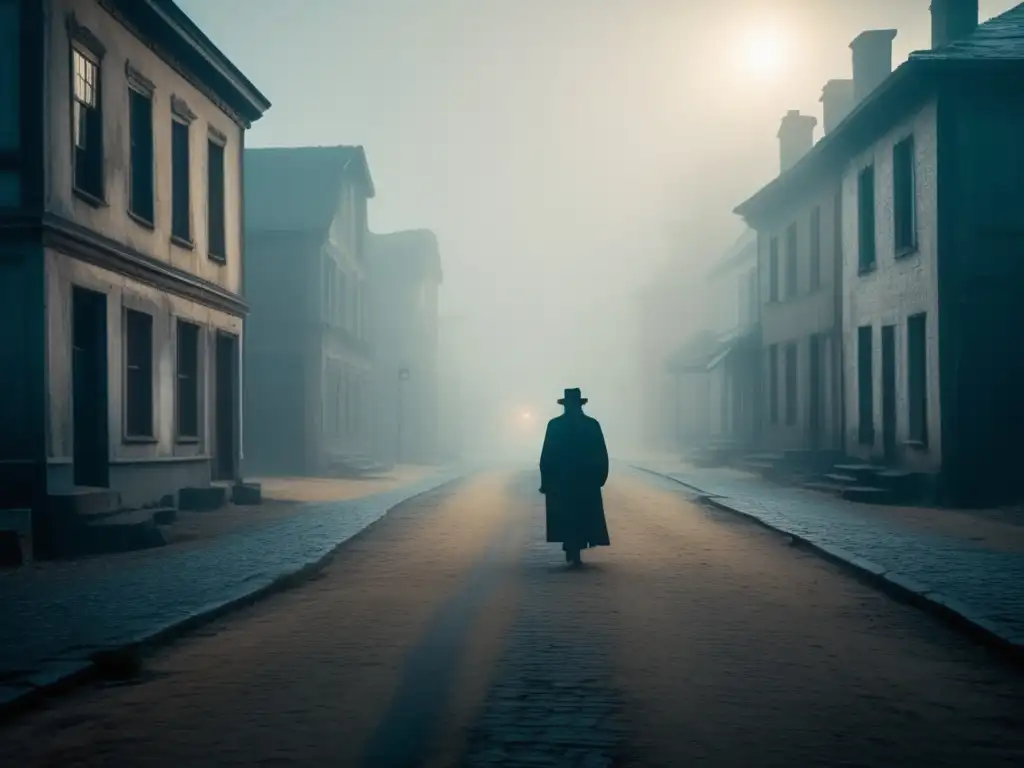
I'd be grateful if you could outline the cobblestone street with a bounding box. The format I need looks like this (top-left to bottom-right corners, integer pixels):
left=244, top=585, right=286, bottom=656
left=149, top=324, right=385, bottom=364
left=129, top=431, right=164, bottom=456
left=1, top=469, right=1023, bottom=766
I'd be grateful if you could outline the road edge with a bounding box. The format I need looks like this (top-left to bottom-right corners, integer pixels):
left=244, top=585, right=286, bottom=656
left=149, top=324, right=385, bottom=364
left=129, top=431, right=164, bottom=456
left=632, top=464, right=1024, bottom=664
left=0, top=470, right=467, bottom=723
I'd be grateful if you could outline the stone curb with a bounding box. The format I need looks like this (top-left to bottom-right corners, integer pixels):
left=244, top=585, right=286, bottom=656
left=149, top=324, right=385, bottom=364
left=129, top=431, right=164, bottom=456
left=0, top=470, right=467, bottom=723
left=632, top=464, right=1024, bottom=664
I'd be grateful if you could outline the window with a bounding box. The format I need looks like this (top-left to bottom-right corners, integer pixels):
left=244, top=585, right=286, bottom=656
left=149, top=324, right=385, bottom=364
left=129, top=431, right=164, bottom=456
left=907, top=313, right=928, bottom=445
left=207, top=138, right=226, bottom=260
left=72, top=46, right=104, bottom=199
left=785, top=223, right=798, bottom=299
left=175, top=321, right=200, bottom=440
left=768, top=343, right=779, bottom=425
left=893, top=135, right=916, bottom=254
left=784, top=343, right=798, bottom=425
left=128, top=87, right=154, bottom=224
left=338, top=270, right=348, bottom=328
left=171, top=120, right=191, bottom=242
left=858, top=164, right=876, bottom=272
left=857, top=325, right=874, bottom=444
left=768, top=236, right=779, bottom=302
left=125, top=309, right=154, bottom=438
left=810, top=205, right=822, bottom=290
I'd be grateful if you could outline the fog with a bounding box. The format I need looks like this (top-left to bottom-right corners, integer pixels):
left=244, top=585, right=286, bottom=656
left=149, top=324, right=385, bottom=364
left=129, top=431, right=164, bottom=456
left=181, top=0, right=1017, bottom=464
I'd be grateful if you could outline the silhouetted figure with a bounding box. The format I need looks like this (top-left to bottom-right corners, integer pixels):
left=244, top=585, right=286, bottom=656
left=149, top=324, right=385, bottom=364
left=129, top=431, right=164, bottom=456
left=539, top=388, right=610, bottom=567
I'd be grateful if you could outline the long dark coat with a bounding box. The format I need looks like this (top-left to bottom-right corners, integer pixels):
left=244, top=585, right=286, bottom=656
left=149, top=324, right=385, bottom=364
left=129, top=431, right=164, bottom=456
left=539, top=411, right=610, bottom=548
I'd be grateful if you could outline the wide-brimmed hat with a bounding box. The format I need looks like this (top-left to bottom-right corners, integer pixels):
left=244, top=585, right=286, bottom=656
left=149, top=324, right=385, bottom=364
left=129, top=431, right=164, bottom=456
left=557, top=387, right=588, bottom=405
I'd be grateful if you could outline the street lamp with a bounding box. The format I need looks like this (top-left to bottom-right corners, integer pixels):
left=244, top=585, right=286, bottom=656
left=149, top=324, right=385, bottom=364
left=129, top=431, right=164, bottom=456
left=397, top=367, right=410, bottom=464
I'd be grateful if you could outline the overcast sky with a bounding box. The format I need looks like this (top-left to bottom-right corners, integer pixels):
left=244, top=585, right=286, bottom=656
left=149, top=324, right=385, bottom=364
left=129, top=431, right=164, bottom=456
left=178, top=0, right=1019, bottom=448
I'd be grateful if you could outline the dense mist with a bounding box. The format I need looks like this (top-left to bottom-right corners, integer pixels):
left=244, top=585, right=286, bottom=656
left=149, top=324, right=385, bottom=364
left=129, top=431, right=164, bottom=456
left=178, top=0, right=1018, bottom=463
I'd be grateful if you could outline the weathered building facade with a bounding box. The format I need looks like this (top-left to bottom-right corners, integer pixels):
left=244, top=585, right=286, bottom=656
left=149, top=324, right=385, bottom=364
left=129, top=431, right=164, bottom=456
left=0, top=0, right=268, bottom=518
left=367, top=230, right=443, bottom=465
left=736, top=1, right=1024, bottom=504
left=735, top=105, right=846, bottom=458
left=243, top=145, right=376, bottom=476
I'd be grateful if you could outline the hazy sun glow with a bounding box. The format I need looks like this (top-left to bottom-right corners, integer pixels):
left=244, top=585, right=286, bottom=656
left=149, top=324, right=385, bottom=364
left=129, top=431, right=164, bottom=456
left=740, top=28, right=788, bottom=76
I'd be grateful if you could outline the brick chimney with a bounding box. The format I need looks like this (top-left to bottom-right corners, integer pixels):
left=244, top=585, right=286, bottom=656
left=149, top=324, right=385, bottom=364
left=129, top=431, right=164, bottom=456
left=931, top=0, right=979, bottom=48
left=778, top=110, right=818, bottom=173
left=850, top=29, right=898, bottom=104
left=820, top=79, right=855, bottom=135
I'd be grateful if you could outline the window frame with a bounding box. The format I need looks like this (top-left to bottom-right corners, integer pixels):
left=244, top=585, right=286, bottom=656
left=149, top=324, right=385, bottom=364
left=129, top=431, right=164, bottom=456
left=127, top=81, right=155, bottom=227
left=768, top=236, right=780, bottom=303
left=171, top=117, right=193, bottom=246
left=893, top=134, right=918, bottom=257
left=206, top=131, right=227, bottom=262
left=784, top=222, right=798, bottom=300
left=69, top=39, right=105, bottom=204
left=857, top=163, right=877, bottom=274
left=175, top=319, right=202, bottom=442
left=809, top=205, right=822, bottom=291
left=123, top=307, right=155, bottom=441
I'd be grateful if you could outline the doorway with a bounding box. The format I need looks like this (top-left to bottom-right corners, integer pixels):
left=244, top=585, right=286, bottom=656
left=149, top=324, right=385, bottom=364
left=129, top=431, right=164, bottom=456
left=72, top=287, right=109, bottom=487
left=881, top=324, right=897, bottom=462
left=213, top=331, right=238, bottom=481
left=808, top=334, right=823, bottom=449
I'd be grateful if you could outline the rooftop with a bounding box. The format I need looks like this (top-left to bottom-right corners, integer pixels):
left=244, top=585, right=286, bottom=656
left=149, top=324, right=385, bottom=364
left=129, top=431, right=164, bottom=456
left=244, top=146, right=375, bottom=233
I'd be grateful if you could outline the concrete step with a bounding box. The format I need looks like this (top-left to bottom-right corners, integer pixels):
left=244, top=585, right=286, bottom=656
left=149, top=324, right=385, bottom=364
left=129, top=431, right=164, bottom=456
left=178, top=485, right=228, bottom=512
left=803, top=480, right=847, bottom=495
left=822, top=472, right=858, bottom=485
left=46, top=488, right=122, bottom=520
left=151, top=507, right=177, bottom=525
left=84, top=510, right=166, bottom=555
left=841, top=485, right=897, bottom=504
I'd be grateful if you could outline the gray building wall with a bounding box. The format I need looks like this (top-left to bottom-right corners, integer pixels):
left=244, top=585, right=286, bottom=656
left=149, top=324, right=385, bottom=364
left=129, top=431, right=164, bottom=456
left=840, top=98, right=942, bottom=473
left=754, top=179, right=844, bottom=454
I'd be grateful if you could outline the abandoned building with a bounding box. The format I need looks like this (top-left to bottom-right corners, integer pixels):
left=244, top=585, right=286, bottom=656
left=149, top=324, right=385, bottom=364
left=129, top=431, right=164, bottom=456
left=367, top=230, right=443, bottom=465
left=735, top=1, right=1024, bottom=505
left=243, top=145, right=376, bottom=476
left=0, top=0, right=269, bottom=532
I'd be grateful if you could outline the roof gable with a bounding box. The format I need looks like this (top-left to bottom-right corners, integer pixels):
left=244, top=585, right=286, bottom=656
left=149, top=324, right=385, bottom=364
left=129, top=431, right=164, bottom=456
left=244, top=146, right=374, bottom=234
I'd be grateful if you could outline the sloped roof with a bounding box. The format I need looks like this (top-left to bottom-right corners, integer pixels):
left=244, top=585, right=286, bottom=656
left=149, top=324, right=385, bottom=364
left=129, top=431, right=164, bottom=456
left=735, top=3, right=1024, bottom=223
left=244, top=146, right=375, bottom=234
left=913, top=3, right=1024, bottom=61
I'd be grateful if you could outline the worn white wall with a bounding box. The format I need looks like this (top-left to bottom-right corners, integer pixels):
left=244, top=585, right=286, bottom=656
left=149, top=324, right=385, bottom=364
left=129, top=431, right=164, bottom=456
left=840, top=98, right=942, bottom=472
left=44, top=0, right=244, bottom=293
left=45, top=249, right=242, bottom=466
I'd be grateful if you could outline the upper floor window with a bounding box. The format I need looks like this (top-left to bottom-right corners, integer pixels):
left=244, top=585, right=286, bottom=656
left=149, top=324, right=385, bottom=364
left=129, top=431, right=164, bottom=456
left=207, top=136, right=226, bottom=261
left=72, top=46, right=104, bottom=200
left=171, top=120, right=192, bottom=243
left=128, top=86, right=154, bottom=225
left=893, top=135, right=916, bottom=255
left=809, top=205, right=822, bottom=290
left=768, top=236, right=779, bottom=302
left=784, top=223, right=798, bottom=299
left=857, top=164, right=876, bottom=273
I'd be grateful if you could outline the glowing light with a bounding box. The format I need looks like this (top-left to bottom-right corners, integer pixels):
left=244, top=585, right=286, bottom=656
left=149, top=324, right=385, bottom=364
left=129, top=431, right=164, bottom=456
left=739, top=28, right=788, bottom=77
left=520, top=409, right=533, bottom=422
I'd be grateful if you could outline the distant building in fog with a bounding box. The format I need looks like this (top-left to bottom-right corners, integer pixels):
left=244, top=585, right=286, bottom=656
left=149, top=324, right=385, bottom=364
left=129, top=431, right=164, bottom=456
left=667, top=230, right=760, bottom=452
left=368, top=229, right=443, bottom=465
left=0, top=0, right=269, bottom=523
left=243, top=145, right=376, bottom=475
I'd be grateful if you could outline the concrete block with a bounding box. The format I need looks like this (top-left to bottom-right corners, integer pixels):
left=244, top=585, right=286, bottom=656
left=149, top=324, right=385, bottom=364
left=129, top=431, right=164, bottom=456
left=178, top=485, right=228, bottom=512
left=231, top=482, right=262, bottom=506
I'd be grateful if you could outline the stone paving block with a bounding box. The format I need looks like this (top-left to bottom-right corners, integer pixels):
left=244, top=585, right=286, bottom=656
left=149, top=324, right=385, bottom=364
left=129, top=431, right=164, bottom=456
left=0, top=469, right=463, bottom=714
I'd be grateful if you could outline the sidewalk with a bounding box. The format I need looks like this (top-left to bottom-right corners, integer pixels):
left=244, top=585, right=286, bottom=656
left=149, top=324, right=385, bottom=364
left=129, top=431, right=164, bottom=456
left=0, top=466, right=465, bottom=717
left=632, top=459, right=1024, bottom=656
